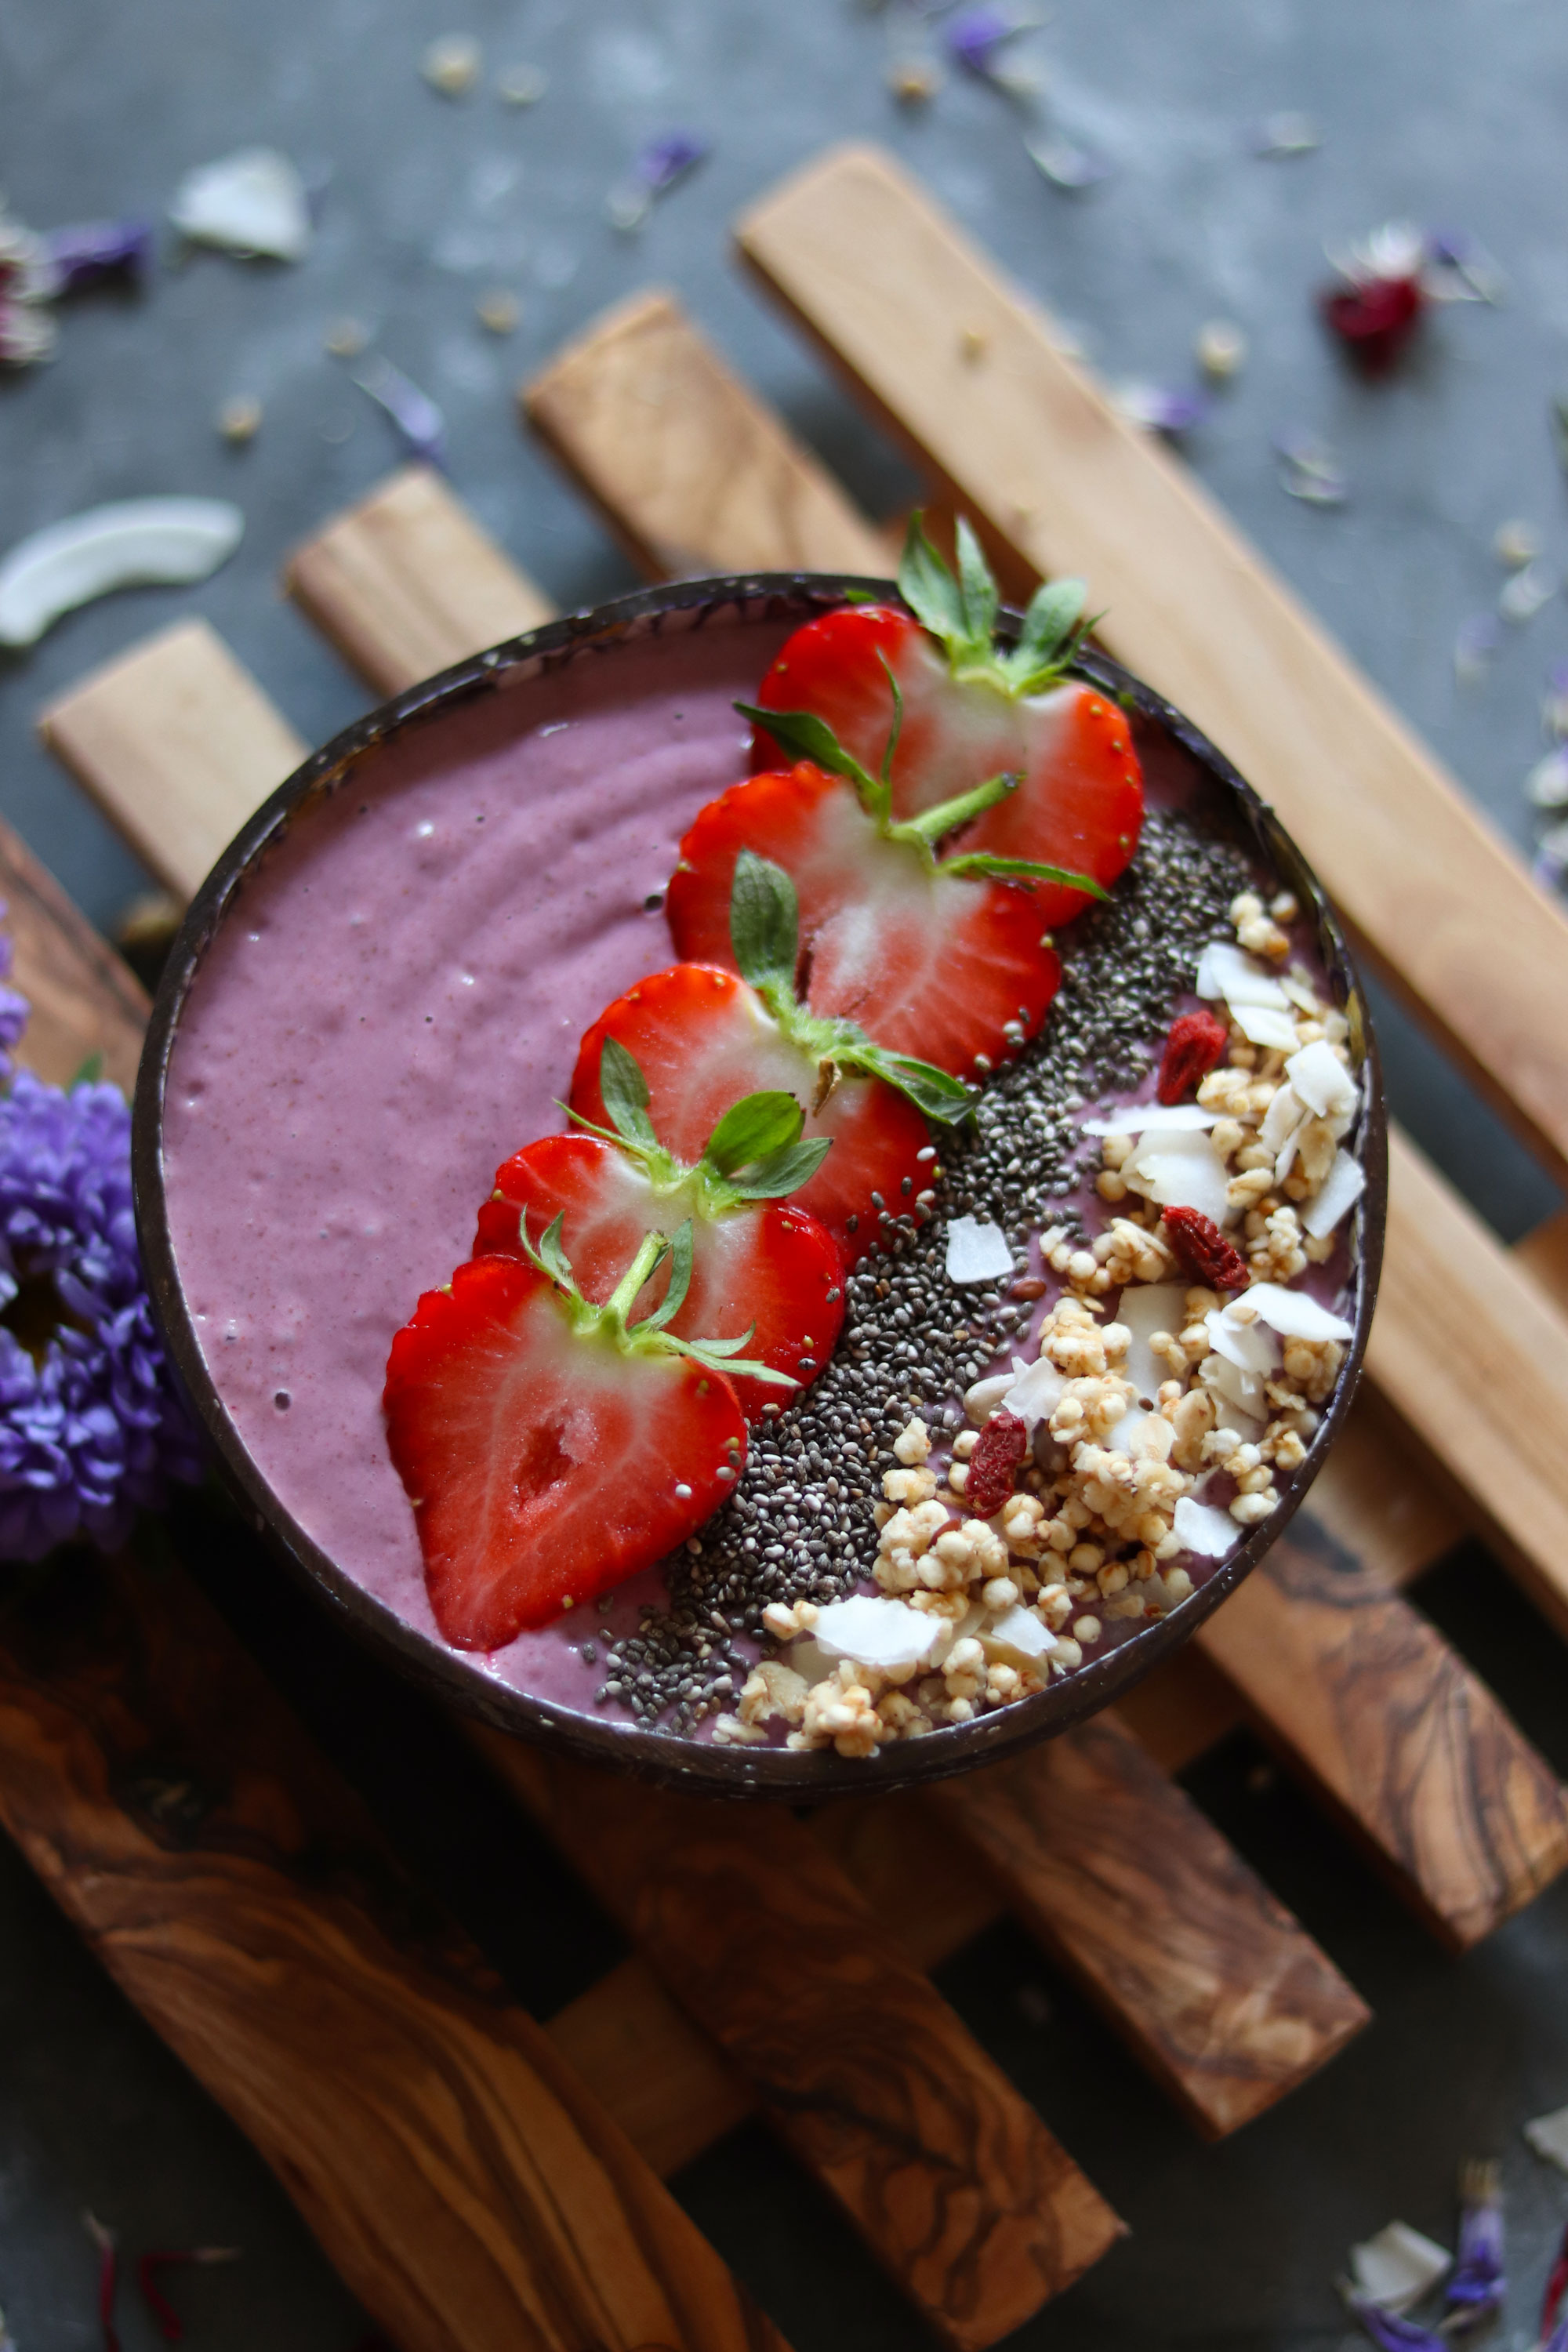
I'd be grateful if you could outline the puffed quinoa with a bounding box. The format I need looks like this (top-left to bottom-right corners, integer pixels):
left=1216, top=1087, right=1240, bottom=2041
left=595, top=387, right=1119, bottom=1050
left=883, top=1462, right=938, bottom=1504
left=893, top=1416, right=932, bottom=1465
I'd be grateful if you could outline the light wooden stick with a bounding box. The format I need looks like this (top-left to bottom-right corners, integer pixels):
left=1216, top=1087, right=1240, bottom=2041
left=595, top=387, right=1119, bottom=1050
left=38, top=619, right=306, bottom=904
left=525, top=289, right=891, bottom=580
left=285, top=464, right=553, bottom=696
left=737, top=143, right=1568, bottom=1192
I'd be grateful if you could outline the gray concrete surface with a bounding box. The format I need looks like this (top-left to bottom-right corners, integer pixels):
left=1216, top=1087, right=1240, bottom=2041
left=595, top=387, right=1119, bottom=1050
left=2, top=1, right=1567, bottom=2344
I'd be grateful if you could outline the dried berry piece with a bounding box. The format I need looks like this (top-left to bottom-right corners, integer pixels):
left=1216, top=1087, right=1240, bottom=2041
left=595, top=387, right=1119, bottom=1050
left=1162, top=1205, right=1248, bottom=1291
left=1156, top=1007, right=1229, bottom=1103
left=965, top=1409, right=1030, bottom=1515
left=1319, top=273, right=1423, bottom=373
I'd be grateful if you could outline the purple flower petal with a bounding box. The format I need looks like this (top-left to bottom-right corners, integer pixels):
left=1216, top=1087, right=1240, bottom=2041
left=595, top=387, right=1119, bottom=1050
left=34, top=218, right=153, bottom=299
left=949, top=5, right=1018, bottom=74
left=1026, top=132, right=1112, bottom=191
left=1114, top=380, right=1210, bottom=434
left=1345, top=2296, right=1446, bottom=2352
left=1444, top=2163, right=1504, bottom=2325
left=351, top=358, right=445, bottom=469
left=636, top=132, right=709, bottom=194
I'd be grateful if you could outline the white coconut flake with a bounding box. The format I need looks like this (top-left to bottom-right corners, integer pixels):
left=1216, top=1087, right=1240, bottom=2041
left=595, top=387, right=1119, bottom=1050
left=169, top=148, right=313, bottom=261
left=1195, top=940, right=1291, bottom=1009
left=1113, top=1280, right=1189, bottom=1403
left=1122, top=1129, right=1233, bottom=1225
left=982, top=1604, right=1058, bottom=1664
left=1244, top=1281, right=1354, bottom=1341
left=1081, top=1103, right=1218, bottom=1136
left=1205, top=1306, right=1277, bottom=1377
left=1259, top=1083, right=1308, bottom=1156
left=812, top=1595, right=946, bottom=1675
left=1230, top=1001, right=1301, bottom=1053
left=1523, top=2102, right=1568, bottom=2172
left=1206, top=1351, right=1266, bottom=1419
left=1302, top=1150, right=1367, bottom=1238
left=0, top=499, right=244, bottom=649
left=1001, top=1357, right=1065, bottom=1429
left=1286, top=1037, right=1358, bottom=1120
left=1349, top=2222, right=1451, bottom=2314
left=1173, top=1495, right=1237, bottom=1559
left=946, top=1215, right=1014, bottom=1285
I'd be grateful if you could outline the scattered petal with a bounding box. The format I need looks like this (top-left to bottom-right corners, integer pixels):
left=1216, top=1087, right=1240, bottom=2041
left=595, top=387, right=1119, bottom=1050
left=475, top=289, right=520, bottom=334
left=1026, top=132, right=1112, bottom=191
left=1112, top=379, right=1211, bottom=434
left=216, top=396, right=261, bottom=444
left=1444, top=2160, right=1504, bottom=2328
left=32, top=218, right=153, bottom=299
left=1526, top=750, right=1568, bottom=808
left=1345, top=2295, right=1447, bottom=2352
left=1349, top=2220, right=1452, bottom=2314
left=1493, top=519, right=1541, bottom=568
left=1252, top=110, right=1321, bottom=156
left=1422, top=230, right=1507, bottom=305
left=606, top=132, right=710, bottom=231
left=0, top=300, right=56, bottom=367
left=496, top=63, right=547, bottom=105
left=169, top=148, right=310, bottom=263
left=0, top=498, right=242, bottom=648
left=1524, top=2103, right=1568, bottom=2173
left=947, top=5, right=1044, bottom=95
left=1499, top=561, right=1557, bottom=624
left=946, top=1215, right=1015, bottom=1285
left=1453, top=614, right=1501, bottom=684
left=352, top=358, right=446, bottom=467
left=1276, top=430, right=1348, bottom=506
left=1196, top=318, right=1247, bottom=379
left=422, top=33, right=481, bottom=96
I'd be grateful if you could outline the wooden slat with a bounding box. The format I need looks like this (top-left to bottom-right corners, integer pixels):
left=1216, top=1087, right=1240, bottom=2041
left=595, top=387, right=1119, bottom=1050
left=0, top=815, right=147, bottom=1094
left=0, top=1544, right=788, bottom=2352
left=514, top=278, right=1565, bottom=1939
left=1198, top=1517, right=1568, bottom=1948
left=475, top=1735, right=1124, bottom=2352
left=524, top=289, right=891, bottom=579
left=38, top=619, right=306, bottom=903
left=285, top=463, right=553, bottom=697
left=736, top=142, right=1568, bottom=1190
left=930, top=1715, right=1370, bottom=2136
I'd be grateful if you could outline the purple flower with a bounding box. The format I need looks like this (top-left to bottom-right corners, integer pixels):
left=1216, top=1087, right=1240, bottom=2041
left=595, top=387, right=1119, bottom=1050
left=1113, top=379, right=1211, bottom=434
left=635, top=132, right=708, bottom=194
left=0, top=1065, right=204, bottom=1561
left=34, top=218, right=153, bottom=299
left=949, top=5, right=1022, bottom=76
left=1443, top=2162, right=1504, bottom=2327
left=1345, top=2295, right=1445, bottom=2352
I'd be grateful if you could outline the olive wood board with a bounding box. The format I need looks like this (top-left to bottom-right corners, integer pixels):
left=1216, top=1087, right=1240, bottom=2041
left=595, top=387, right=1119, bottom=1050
left=735, top=142, right=1568, bottom=1200
left=0, top=1539, right=789, bottom=2352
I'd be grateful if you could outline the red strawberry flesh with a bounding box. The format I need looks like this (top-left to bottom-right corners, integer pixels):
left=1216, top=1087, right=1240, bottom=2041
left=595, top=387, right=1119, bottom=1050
left=384, top=1252, right=747, bottom=1650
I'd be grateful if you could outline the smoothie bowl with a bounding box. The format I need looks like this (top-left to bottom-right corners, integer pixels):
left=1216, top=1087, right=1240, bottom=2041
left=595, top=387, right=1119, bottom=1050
left=134, top=550, right=1385, bottom=1795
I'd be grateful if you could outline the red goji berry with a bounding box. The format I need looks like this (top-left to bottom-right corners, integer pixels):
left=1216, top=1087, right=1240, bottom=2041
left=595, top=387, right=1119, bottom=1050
left=964, top=1409, right=1030, bottom=1516
left=1161, top=1204, right=1249, bottom=1291
left=1156, top=1007, right=1229, bottom=1104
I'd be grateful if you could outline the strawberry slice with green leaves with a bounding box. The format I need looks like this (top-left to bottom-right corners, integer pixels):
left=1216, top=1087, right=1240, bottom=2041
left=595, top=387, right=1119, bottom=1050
left=572, top=858, right=964, bottom=1261
left=751, top=515, right=1143, bottom=926
left=666, top=691, right=1076, bottom=1074
left=475, top=1053, right=845, bottom=1417
left=386, top=1218, right=787, bottom=1650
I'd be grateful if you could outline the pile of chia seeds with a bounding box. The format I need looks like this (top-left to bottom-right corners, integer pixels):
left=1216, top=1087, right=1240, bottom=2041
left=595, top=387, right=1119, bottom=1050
left=599, top=807, right=1254, bottom=1733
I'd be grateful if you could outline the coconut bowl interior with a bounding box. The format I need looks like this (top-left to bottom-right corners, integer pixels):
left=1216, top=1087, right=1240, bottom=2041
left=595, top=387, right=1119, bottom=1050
left=134, top=573, right=1385, bottom=1798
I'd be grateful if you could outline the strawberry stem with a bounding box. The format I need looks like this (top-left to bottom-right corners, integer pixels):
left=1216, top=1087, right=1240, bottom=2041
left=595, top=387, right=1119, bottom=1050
left=898, top=512, right=1091, bottom=699
left=604, top=1229, right=672, bottom=1323
left=886, top=768, right=1020, bottom=858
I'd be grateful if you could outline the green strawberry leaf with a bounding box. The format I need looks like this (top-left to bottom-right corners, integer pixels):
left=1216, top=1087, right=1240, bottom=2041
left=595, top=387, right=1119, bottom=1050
left=872, top=1053, right=974, bottom=1124
left=702, top=1089, right=806, bottom=1179
left=955, top=517, right=999, bottom=650
left=724, top=1134, right=834, bottom=1200
left=637, top=1218, right=694, bottom=1330
left=939, top=851, right=1108, bottom=898
left=1004, top=576, right=1087, bottom=688
left=877, top=652, right=904, bottom=788
left=729, top=848, right=800, bottom=999
left=735, top=700, right=885, bottom=820
left=598, top=1036, right=659, bottom=1150
left=664, top=1332, right=799, bottom=1386
left=897, top=511, right=968, bottom=648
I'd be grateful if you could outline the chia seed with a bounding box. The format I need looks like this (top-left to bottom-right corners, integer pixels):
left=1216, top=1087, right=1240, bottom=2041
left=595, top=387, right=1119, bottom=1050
left=601, top=808, right=1253, bottom=1733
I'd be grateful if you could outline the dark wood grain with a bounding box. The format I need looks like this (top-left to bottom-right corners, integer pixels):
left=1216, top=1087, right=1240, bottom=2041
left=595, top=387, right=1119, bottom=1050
left=476, top=1734, right=1124, bottom=2352
left=931, top=1716, right=1369, bottom=2137
left=1197, top=1512, right=1568, bottom=1949
left=0, top=1551, right=791, bottom=2352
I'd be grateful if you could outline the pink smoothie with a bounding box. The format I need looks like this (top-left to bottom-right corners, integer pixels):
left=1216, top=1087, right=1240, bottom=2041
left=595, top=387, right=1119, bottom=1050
left=162, top=604, right=798, bottom=1710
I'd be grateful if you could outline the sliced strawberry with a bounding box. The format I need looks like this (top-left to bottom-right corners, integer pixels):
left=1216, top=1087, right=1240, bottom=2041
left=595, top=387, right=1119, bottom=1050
left=752, top=517, right=1143, bottom=925
left=385, top=1240, right=752, bottom=1650
left=666, top=759, right=1062, bottom=1076
left=474, top=1130, right=844, bottom=1418
left=570, top=963, right=933, bottom=1264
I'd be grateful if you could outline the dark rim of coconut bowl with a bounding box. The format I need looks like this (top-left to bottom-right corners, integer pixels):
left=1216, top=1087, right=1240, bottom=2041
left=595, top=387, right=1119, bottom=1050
left=134, top=570, right=1385, bottom=1802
